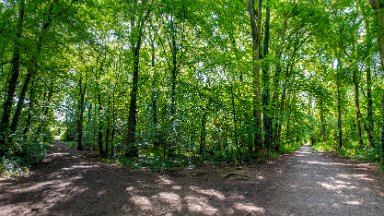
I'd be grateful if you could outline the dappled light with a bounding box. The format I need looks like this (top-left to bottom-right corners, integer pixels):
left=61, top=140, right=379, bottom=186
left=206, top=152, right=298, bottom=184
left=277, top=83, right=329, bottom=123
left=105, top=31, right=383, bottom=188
left=189, top=186, right=226, bottom=200
left=129, top=195, right=153, bottom=211
left=1, top=143, right=384, bottom=215
left=1, top=0, right=384, bottom=215
left=234, top=203, right=265, bottom=214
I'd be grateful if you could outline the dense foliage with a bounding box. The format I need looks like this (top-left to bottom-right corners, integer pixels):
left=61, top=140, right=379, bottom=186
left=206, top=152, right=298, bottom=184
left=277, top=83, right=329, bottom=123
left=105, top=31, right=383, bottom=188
left=1, top=0, right=383, bottom=168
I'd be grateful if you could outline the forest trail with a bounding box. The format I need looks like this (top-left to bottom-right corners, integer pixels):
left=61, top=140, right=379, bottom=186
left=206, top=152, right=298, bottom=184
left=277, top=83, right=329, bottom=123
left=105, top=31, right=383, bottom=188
left=1, top=144, right=384, bottom=216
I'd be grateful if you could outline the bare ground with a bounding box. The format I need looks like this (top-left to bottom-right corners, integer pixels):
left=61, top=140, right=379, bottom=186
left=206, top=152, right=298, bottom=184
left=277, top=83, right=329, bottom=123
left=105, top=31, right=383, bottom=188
left=1, top=144, right=383, bottom=216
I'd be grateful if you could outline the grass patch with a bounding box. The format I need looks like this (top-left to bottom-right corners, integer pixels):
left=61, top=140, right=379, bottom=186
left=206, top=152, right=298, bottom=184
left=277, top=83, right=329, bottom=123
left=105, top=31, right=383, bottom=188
left=279, top=142, right=303, bottom=154
left=312, top=141, right=381, bottom=163
left=311, top=141, right=336, bottom=152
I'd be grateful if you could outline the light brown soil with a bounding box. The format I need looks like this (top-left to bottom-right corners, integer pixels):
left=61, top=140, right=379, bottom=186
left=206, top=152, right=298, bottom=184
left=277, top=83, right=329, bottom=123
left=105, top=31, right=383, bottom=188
left=1, top=144, right=383, bottom=216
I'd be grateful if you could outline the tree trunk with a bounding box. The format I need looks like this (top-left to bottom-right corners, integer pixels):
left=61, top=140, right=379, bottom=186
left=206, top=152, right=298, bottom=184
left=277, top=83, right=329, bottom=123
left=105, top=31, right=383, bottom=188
left=105, top=103, right=110, bottom=156
left=169, top=18, right=178, bottom=157
left=369, top=0, right=384, bottom=162
left=126, top=12, right=148, bottom=157
left=262, top=1, right=272, bottom=151
left=353, top=69, right=363, bottom=147
left=247, top=0, right=263, bottom=152
left=200, top=109, right=207, bottom=156
left=77, top=74, right=86, bottom=151
left=0, top=0, right=25, bottom=150
left=98, top=94, right=104, bottom=156
left=150, top=37, right=160, bottom=147
left=366, top=58, right=374, bottom=147
left=319, top=99, right=326, bottom=142
left=230, top=85, right=240, bottom=158
left=336, top=75, right=343, bottom=149
left=9, top=0, right=56, bottom=139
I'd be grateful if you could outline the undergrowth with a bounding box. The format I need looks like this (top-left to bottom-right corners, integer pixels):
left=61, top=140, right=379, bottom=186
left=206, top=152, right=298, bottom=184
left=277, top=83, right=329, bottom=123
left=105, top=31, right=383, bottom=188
left=311, top=141, right=381, bottom=163
left=279, top=142, right=303, bottom=154
left=98, top=156, right=196, bottom=171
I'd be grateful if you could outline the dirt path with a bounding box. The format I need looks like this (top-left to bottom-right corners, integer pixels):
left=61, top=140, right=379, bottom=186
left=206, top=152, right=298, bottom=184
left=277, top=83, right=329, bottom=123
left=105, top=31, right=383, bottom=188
left=1, top=144, right=383, bottom=216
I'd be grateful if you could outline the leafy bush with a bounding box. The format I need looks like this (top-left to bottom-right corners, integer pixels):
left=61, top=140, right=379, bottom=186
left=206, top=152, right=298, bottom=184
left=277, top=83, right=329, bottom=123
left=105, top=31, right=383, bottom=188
left=0, top=157, right=29, bottom=176
left=312, top=140, right=381, bottom=163
left=311, top=141, right=336, bottom=152
left=279, top=142, right=303, bottom=154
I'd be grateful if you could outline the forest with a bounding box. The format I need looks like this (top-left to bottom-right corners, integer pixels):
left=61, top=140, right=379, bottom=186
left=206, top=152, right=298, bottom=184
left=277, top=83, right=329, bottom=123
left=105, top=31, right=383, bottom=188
left=1, top=0, right=384, bottom=171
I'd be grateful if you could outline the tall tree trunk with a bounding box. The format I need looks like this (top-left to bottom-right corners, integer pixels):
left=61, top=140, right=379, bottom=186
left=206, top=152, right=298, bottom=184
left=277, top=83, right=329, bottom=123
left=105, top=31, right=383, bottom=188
left=262, top=1, right=272, bottom=151
left=9, top=0, right=56, bottom=138
left=169, top=18, right=178, bottom=157
left=319, top=99, right=326, bottom=142
left=247, top=0, right=263, bottom=152
left=126, top=12, right=149, bottom=157
left=98, top=94, right=103, bottom=155
left=353, top=69, right=363, bottom=147
left=77, top=74, right=86, bottom=151
left=230, top=85, right=240, bottom=158
left=0, top=0, right=25, bottom=150
left=105, top=102, right=110, bottom=155
left=150, top=36, right=159, bottom=147
left=366, top=58, right=374, bottom=147
left=369, top=0, right=384, bottom=162
left=200, top=108, right=207, bottom=156
left=336, top=59, right=343, bottom=149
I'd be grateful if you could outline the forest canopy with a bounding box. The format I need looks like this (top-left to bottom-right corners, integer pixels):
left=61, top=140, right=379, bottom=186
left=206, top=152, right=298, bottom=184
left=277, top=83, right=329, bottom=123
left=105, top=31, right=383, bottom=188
left=0, top=0, right=384, bottom=168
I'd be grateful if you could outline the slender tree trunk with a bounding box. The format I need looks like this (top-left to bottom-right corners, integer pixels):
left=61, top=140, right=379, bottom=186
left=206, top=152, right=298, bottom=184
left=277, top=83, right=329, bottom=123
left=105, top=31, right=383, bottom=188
left=247, top=0, right=263, bottom=152
left=9, top=0, right=56, bottom=138
left=319, top=99, right=326, bottom=142
left=382, top=97, right=384, bottom=161
left=10, top=63, right=34, bottom=137
left=98, top=94, right=103, bottom=155
left=336, top=78, right=343, bottom=149
left=0, top=0, right=25, bottom=150
left=366, top=58, right=374, bottom=147
left=200, top=109, right=207, bottom=156
left=369, top=0, right=384, bottom=161
left=169, top=18, right=178, bottom=157
left=262, top=1, right=272, bottom=151
left=105, top=102, right=110, bottom=155
left=77, top=75, right=86, bottom=151
left=126, top=13, right=148, bottom=157
left=353, top=69, right=363, bottom=147
left=230, top=85, right=240, bottom=158
left=150, top=37, right=159, bottom=147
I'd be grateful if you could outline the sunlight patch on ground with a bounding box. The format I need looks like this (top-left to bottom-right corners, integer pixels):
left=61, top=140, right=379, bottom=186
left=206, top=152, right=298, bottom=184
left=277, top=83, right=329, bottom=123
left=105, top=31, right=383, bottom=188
left=344, top=200, right=362, bottom=205
left=172, top=185, right=182, bottom=190
left=233, top=203, right=265, bottom=214
left=129, top=195, right=153, bottom=211
left=47, top=152, right=70, bottom=157
left=126, top=186, right=139, bottom=194
left=97, top=190, right=107, bottom=196
left=257, top=175, right=265, bottom=180
left=155, top=192, right=182, bottom=211
left=62, top=165, right=100, bottom=171
left=156, top=175, right=175, bottom=185
left=317, top=180, right=358, bottom=191
left=185, top=195, right=219, bottom=215
left=189, top=186, right=225, bottom=200
left=337, top=173, right=375, bottom=182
